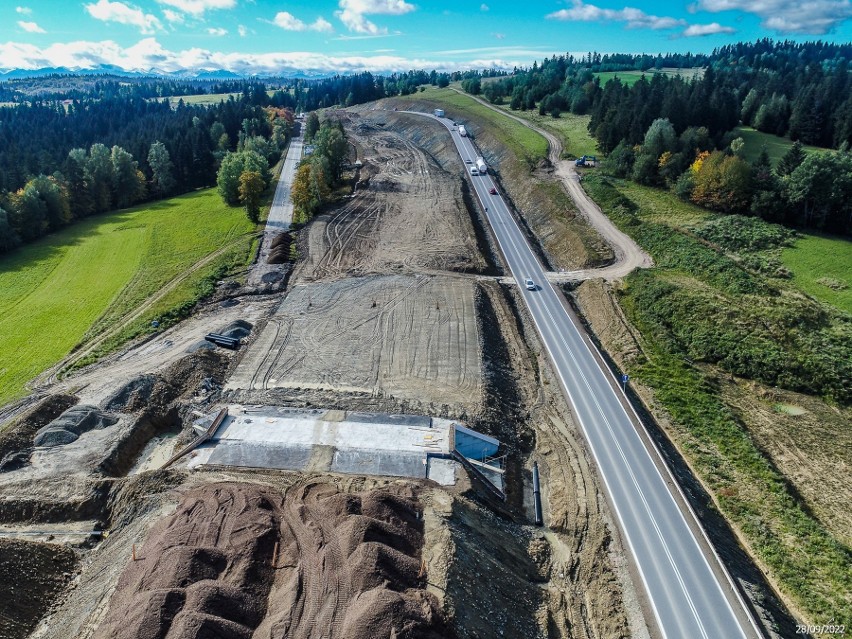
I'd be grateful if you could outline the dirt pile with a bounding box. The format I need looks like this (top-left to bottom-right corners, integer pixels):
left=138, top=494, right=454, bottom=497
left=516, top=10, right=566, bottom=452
left=0, top=394, right=77, bottom=471
left=104, top=349, right=229, bottom=414
left=266, top=232, right=293, bottom=265
left=0, top=538, right=77, bottom=639
left=33, top=405, right=119, bottom=448
left=95, top=481, right=454, bottom=639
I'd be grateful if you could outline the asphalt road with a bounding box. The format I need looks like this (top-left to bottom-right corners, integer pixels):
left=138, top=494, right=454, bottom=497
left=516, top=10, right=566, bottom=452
left=249, top=127, right=303, bottom=286
left=404, top=111, right=759, bottom=639
left=267, top=128, right=303, bottom=231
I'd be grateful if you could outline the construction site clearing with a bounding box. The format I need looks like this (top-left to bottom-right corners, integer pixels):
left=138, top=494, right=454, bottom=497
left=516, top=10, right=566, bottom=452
left=0, top=109, right=650, bottom=639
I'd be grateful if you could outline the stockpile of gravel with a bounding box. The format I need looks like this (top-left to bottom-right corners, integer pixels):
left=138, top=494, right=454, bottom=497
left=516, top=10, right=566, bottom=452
left=33, top=405, right=119, bottom=448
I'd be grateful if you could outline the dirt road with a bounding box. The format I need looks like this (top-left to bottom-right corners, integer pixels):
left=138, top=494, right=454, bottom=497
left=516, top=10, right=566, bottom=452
left=457, top=90, right=652, bottom=280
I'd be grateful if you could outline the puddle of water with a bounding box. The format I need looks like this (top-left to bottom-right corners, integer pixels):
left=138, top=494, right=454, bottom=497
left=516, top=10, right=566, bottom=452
left=130, top=433, right=179, bottom=474
left=775, top=403, right=807, bottom=416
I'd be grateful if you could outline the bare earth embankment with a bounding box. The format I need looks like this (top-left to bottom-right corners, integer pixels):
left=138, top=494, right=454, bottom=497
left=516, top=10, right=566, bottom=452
left=0, top=108, right=647, bottom=639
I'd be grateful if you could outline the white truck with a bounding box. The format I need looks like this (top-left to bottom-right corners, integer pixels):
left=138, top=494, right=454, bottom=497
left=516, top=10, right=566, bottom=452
left=475, top=157, right=487, bottom=174
left=458, top=125, right=467, bottom=137
left=434, top=108, right=445, bottom=118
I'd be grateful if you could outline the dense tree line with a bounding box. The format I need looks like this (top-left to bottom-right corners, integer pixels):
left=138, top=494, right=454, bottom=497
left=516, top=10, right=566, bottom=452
left=0, top=91, right=293, bottom=252
left=290, top=116, right=349, bottom=221
left=474, top=40, right=852, bottom=234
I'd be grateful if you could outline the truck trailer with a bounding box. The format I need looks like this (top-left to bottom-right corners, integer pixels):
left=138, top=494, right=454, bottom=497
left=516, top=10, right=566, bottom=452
left=458, top=125, right=467, bottom=137
left=475, top=157, right=487, bottom=174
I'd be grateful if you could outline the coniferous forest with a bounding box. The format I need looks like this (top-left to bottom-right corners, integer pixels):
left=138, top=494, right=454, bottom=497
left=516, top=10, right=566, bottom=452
left=0, top=70, right=459, bottom=254
left=476, top=40, right=852, bottom=235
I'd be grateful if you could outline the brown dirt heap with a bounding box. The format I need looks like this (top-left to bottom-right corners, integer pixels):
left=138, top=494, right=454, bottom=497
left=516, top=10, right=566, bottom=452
left=95, top=481, right=454, bottom=639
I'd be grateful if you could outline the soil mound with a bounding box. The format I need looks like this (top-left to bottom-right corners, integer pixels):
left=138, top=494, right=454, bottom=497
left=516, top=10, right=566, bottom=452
left=0, top=394, right=77, bottom=470
left=0, top=539, right=77, bottom=639
left=218, top=320, right=252, bottom=341
left=104, top=350, right=229, bottom=413
left=33, top=405, right=119, bottom=448
left=96, top=482, right=456, bottom=639
left=267, top=232, right=293, bottom=264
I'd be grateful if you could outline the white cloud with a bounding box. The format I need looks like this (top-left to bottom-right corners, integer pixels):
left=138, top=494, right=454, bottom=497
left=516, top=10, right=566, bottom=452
left=493, top=32, right=505, bottom=39
left=16, top=6, right=32, bottom=14
left=682, top=21, right=736, bottom=35
left=272, top=12, right=334, bottom=33
left=0, top=37, right=536, bottom=74
left=85, top=0, right=163, bottom=34
left=17, top=20, right=46, bottom=33
left=695, top=0, right=852, bottom=34
left=481, top=3, right=489, bottom=10
left=206, top=27, right=227, bottom=36
left=336, top=0, right=415, bottom=35
left=238, top=24, right=247, bottom=36
left=155, top=0, right=235, bottom=17
left=273, top=11, right=305, bottom=30
left=312, top=17, right=334, bottom=32
left=547, top=0, right=685, bottom=29
left=162, top=9, right=184, bottom=23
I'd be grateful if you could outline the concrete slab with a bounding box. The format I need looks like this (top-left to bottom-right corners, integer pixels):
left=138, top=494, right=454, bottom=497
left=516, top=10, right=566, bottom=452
left=186, top=406, right=500, bottom=491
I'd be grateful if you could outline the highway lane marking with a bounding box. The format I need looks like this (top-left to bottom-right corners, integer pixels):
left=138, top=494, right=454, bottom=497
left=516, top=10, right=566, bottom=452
left=407, top=110, right=747, bottom=638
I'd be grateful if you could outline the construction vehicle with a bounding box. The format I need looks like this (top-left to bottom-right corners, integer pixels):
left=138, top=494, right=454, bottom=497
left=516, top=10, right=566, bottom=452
left=575, top=155, right=597, bottom=167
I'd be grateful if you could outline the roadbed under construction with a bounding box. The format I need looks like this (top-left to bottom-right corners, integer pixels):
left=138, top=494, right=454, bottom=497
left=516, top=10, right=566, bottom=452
left=0, top=109, right=645, bottom=639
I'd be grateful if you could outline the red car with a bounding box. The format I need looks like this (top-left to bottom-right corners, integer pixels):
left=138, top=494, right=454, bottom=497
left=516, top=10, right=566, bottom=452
left=488, top=187, right=497, bottom=195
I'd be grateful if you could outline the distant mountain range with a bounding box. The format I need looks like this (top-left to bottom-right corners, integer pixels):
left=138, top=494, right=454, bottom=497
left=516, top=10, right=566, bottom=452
left=0, top=65, right=335, bottom=81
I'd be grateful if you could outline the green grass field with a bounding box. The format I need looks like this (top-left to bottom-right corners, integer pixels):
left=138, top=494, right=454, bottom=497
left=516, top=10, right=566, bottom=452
left=782, top=234, right=852, bottom=314
left=159, top=92, right=242, bottom=107
left=416, top=86, right=548, bottom=165
left=0, top=189, right=256, bottom=404
left=595, top=67, right=704, bottom=87
left=490, top=104, right=599, bottom=159
left=734, top=126, right=827, bottom=166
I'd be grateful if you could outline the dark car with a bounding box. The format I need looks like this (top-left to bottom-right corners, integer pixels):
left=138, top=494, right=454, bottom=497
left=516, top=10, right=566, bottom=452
left=488, top=187, right=497, bottom=195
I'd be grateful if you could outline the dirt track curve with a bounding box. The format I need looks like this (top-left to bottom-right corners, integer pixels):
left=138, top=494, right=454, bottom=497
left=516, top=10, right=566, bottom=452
left=456, top=90, right=653, bottom=280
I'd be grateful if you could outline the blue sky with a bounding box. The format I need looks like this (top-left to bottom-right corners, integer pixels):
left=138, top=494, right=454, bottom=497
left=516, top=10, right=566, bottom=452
left=2, top=0, right=852, bottom=74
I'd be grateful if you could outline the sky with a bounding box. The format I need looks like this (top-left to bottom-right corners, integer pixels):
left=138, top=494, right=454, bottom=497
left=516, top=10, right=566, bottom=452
left=2, top=0, right=852, bottom=75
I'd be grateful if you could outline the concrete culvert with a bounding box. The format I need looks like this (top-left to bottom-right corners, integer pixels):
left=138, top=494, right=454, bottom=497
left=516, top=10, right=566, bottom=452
left=34, top=405, right=119, bottom=448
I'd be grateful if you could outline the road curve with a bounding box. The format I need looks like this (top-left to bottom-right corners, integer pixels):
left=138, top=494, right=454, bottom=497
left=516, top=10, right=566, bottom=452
left=452, top=89, right=653, bottom=281
left=403, top=110, right=760, bottom=639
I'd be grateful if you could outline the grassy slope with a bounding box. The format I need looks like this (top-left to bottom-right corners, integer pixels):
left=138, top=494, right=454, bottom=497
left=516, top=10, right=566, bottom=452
left=0, top=188, right=255, bottom=404
left=782, top=234, right=852, bottom=314
left=583, top=175, right=852, bottom=627
left=734, top=126, right=827, bottom=166
left=417, top=87, right=547, bottom=166
left=489, top=102, right=599, bottom=159
left=595, top=68, right=705, bottom=87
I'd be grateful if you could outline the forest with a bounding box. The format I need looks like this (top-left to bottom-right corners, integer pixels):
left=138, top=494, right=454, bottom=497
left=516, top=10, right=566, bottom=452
left=475, top=40, right=852, bottom=235
left=0, top=69, right=467, bottom=254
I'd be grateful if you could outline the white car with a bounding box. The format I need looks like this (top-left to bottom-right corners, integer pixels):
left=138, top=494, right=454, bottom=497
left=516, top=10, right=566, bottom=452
left=525, top=278, right=536, bottom=290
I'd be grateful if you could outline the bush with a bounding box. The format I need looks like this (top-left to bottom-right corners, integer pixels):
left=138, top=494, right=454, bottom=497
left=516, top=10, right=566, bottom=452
left=694, top=214, right=797, bottom=252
